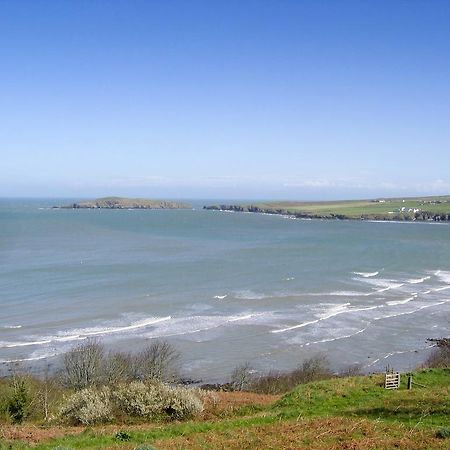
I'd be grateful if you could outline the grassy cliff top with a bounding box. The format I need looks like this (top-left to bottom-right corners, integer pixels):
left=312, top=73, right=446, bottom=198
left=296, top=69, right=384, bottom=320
left=206, top=195, right=450, bottom=220
left=5, top=368, right=450, bottom=449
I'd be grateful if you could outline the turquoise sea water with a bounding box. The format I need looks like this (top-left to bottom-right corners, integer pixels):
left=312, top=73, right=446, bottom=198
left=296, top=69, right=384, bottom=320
left=1, top=199, right=450, bottom=381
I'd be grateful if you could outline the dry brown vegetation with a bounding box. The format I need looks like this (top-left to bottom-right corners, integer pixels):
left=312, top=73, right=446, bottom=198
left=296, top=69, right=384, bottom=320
left=153, top=417, right=450, bottom=450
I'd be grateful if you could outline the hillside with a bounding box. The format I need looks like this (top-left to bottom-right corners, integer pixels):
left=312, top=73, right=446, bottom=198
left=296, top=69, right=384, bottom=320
left=3, top=369, right=449, bottom=449
left=60, top=197, right=191, bottom=210
left=204, top=195, right=450, bottom=221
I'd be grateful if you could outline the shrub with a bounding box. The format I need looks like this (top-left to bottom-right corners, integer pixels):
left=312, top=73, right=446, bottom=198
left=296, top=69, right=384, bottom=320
left=250, top=355, right=333, bottom=394
left=426, top=338, right=450, bottom=368
left=115, top=430, right=132, bottom=441
left=59, top=386, right=112, bottom=425
left=112, top=381, right=164, bottom=419
left=230, top=362, right=254, bottom=391
left=7, top=378, right=29, bottom=424
left=162, top=385, right=204, bottom=420
left=436, top=427, right=450, bottom=439
left=112, top=380, right=203, bottom=420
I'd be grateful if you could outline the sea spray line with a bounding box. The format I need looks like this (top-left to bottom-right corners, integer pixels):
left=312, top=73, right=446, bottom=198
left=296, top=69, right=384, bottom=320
left=365, top=345, right=435, bottom=368
left=271, top=303, right=383, bottom=334
left=374, top=299, right=450, bottom=321
left=299, top=328, right=367, bottom=347
left=0, top=316, right=172, bottom=349
left=353, top=271, right=379, bottom=278
left=386, top=294, right=418, bottom=306
left=272, top=295, right=450, bottom=335
left=143, top=312, right=267, bottom=339
left=407, top=276, right=431, bottom=284
left=433, top=286, right=450, bottom=292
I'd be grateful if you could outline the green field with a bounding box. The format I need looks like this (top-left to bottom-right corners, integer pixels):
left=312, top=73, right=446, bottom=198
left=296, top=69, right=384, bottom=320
left=207, top=195, right=450, bottom=220
left=3, top=368, right=449, bottom=449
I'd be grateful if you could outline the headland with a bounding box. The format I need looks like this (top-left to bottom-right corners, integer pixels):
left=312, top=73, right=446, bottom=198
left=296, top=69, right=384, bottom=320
left=204, top=195, right=450, bottom=222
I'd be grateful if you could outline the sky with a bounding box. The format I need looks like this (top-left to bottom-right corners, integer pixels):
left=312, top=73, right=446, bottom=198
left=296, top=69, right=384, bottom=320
left=1, top=0, right=450, bottom=200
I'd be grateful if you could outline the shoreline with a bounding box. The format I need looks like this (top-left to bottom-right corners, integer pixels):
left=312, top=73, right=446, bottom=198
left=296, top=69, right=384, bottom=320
left=203, top=204, right=450, bottom=223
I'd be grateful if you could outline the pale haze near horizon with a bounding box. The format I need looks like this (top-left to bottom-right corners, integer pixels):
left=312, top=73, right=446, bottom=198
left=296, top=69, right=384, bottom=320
left=1, top=1, right=450, bottom=201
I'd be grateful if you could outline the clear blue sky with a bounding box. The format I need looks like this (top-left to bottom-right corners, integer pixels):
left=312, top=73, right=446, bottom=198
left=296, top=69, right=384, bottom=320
left=1, top=0, right=450, bottom=200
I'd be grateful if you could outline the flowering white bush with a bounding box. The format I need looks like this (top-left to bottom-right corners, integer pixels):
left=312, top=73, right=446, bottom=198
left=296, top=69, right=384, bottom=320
left=112, top=381, right=164, bottom=418
left=112, top=380, right=203, bottom=420
left=59, top=386, right=111, bottom=425
left=162, top=385, right=203, bottom=419
left=59, top=381, right=203, bottom=423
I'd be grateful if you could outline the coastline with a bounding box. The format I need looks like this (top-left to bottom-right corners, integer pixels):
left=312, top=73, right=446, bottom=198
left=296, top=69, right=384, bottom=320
left=203, top=202, right=450, bottom=223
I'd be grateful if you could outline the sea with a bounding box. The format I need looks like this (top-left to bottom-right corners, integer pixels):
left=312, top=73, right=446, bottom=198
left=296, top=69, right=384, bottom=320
left=1, top=198, right=450, bottom=382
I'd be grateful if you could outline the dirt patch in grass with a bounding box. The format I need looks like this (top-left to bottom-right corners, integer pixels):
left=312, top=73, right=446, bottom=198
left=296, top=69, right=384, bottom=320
left=154, top=417, right=450, bottom=450
left=0, top=424, right=81, bottom=444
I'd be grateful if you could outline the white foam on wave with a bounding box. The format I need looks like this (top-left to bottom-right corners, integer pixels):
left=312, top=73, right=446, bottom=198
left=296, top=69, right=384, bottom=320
left=143, top=312, right=269, bottom=339
left=228, top=314, right=255, bottom=322
left=353, top=271, right=379, bottom=278
left=0, top=316, right=171, bottom=349
left=234, top=290, right=269, bottom=300
left=283, top=277, right=295, bottom=281
left=407, top=276, right=431, bottom=284
left=272, top=303, right=382, bottom=334
left=3, top=325, right=22, bottom=329
left=365, top=345, right=434, bottom=368
left=306, top=291, right=368, bottom=297
left=433, top=286, right=450, bottom=292
left=0, top=339, right=52, bottom=349
left=300, top=328, right=367, bottom=347
left=374, top=299, right=450, bottom=321
left=353, top=277, right=406, bottom=294
left=435, top=270, right=450, bottom=284
left=0, top=353, right=57, bottom=364
left=213, top=295, right=228, bottom=300
left=386, top=295, right=416, bottom=306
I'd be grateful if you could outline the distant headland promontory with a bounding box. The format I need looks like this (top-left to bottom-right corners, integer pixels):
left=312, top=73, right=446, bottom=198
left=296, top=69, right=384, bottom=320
left=58, top=197, right=191, bottom=210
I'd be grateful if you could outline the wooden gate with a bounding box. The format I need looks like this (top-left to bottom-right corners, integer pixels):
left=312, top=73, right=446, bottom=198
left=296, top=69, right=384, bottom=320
left=385, top=372, right=400, bottom=389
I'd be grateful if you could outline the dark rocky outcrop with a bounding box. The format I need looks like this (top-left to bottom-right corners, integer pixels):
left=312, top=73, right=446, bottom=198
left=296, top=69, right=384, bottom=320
left=59, top=197, right=191, bottom=210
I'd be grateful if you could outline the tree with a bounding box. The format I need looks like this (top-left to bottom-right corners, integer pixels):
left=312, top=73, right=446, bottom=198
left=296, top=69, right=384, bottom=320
left=230, top=362, right=254, bottom=391
left=63, top=340, right=104, bottom=389
left=426, top=338, right=450, bottom=368
left=134, top=341, right=180, bottom=382
left=8, top=377, right=29, bottom=423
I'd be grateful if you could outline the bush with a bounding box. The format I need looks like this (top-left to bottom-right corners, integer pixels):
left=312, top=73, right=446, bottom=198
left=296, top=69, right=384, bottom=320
left=7, top=378, right=29, bottom=424
left=250, top=355, right=333, bottom=394
left=162, top=385, right=203, bottom=420
left=112, top=380, right=203, bottom=420
left=115, top=430, right=132, bottom=441
left=426, top=338, right=450, bottom=368
left=59, top=386, right=112, bottom=425
left=230, top=362, right=254, bottom=391
left=436, top=427, right=450, bottom=439
left=112, top=381, right=164, bottom=419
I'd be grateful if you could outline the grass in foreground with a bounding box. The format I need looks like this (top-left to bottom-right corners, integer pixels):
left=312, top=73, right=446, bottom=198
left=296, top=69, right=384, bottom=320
left=1, top=369, right=449, bottom=449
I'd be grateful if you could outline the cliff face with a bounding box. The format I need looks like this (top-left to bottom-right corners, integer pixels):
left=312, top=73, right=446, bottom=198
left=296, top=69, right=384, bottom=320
left=60, top=197, right=191, bottom=209
left=203, top=204, right=450, bottom=222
